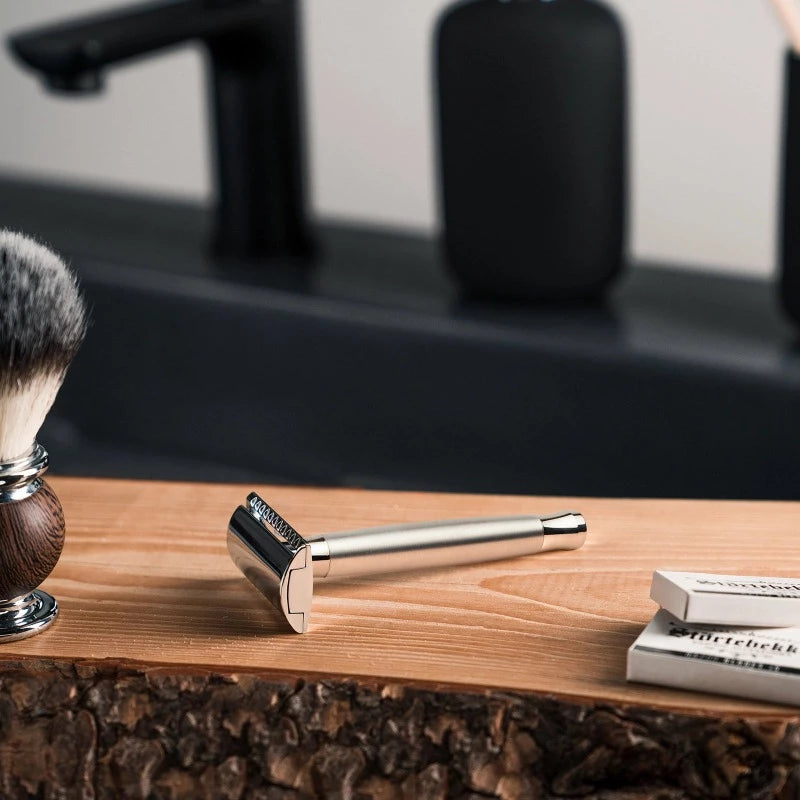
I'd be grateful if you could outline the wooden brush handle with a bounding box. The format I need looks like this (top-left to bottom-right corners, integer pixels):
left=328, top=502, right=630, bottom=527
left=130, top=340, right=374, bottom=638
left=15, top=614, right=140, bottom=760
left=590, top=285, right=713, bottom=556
left=0, top=480, right=64, bottom=600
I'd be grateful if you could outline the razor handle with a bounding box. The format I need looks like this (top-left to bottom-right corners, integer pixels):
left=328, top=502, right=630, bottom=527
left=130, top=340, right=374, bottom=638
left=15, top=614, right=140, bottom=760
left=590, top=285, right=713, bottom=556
left=308, top=513, right=587, bottom=579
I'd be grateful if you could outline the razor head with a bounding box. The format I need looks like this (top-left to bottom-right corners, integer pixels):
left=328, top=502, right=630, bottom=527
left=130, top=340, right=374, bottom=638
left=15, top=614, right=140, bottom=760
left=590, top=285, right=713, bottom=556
left=227, top=493, right=313, bottom=633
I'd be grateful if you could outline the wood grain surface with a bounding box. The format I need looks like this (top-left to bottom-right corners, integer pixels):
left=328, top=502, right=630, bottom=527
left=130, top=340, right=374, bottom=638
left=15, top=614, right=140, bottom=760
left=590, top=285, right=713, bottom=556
left=0, top=477, right=795, bottom=719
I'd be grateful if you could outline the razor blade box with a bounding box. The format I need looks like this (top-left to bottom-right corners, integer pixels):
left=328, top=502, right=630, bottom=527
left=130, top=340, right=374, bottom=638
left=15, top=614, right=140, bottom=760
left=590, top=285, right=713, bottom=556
left=627, top=609, right=800, bottom=706
left=650, top=570, right=800, bottom=627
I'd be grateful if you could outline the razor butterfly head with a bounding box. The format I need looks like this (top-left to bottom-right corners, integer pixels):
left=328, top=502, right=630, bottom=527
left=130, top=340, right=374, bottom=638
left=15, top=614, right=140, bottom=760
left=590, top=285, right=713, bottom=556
left=228, top=493, right=314, bottom=633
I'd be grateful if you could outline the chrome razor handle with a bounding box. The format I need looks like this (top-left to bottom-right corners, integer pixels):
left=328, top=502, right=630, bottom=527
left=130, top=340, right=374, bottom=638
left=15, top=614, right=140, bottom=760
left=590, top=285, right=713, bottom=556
left=308, top=513, right=587, bottom=579
left=228, top=493, right=587, bottom=634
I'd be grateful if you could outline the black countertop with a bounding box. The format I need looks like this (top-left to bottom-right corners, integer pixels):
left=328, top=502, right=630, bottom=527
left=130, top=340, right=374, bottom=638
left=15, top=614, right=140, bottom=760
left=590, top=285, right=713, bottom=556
left=1, top=175, right=797, bottom=498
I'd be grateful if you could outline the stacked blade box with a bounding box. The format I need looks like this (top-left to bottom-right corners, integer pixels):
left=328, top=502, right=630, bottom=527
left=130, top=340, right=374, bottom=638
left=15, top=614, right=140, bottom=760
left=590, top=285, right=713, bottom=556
left=627, top=571, right=800, bottom=706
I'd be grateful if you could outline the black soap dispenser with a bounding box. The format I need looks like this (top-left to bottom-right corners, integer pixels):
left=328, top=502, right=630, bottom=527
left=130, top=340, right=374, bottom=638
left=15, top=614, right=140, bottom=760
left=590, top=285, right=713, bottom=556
left=435, top=0, right=627, bottom=301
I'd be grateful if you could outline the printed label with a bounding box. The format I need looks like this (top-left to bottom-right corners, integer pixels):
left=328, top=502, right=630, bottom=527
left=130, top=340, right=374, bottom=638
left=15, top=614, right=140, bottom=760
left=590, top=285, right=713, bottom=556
left=663, top=572, right=800, bottom=599
left=633, top=610, right=800, bottom=672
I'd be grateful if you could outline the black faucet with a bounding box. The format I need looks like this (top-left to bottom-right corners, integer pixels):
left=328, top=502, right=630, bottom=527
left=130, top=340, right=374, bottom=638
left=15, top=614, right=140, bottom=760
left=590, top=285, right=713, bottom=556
left=8, top=0, right=311, bottom=262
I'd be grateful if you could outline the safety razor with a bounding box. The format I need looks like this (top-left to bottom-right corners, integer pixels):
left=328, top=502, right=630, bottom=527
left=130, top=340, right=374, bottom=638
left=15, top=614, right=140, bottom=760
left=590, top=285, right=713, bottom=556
left=228, top=493, right=587, bottom=633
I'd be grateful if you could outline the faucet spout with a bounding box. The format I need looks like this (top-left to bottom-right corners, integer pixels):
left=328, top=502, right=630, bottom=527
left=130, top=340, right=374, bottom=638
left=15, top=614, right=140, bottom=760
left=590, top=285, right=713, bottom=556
left=8, top=0, right=312, bottom=262
left=45, top=72, right=104, bottom=95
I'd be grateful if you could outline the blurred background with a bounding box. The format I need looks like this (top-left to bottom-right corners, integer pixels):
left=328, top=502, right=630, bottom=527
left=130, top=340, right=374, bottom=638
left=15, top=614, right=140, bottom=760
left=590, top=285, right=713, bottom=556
left=0, top=0, right=787, bottom=275
left=1, top=0, right=798, bottom=498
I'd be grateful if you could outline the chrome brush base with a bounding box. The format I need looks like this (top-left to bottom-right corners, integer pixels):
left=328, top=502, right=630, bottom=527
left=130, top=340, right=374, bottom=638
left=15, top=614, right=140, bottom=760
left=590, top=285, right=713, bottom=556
left=0, top=590, right=58, bottom=641
left=0, top=442, right=48, bottom=503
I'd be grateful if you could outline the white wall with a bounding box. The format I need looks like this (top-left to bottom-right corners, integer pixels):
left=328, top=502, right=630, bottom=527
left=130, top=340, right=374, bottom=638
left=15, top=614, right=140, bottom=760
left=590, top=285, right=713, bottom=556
left=0, top=0, right=789, bottom=277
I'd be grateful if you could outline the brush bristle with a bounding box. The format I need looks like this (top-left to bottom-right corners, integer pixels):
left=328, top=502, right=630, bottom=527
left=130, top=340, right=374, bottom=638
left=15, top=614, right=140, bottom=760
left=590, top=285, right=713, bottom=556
left=0, top=231, right=87, bottom=460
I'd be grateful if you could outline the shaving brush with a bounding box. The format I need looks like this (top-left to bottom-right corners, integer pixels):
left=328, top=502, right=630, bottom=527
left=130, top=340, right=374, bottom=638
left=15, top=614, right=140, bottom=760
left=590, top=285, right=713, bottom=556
left=0, top=231, right=86, bottom=640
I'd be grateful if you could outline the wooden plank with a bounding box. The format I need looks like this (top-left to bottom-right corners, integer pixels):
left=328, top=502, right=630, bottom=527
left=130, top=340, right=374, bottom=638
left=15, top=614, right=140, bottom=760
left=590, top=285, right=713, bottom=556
left=4, top=478, right=800, bottom=798
left=0, top=477, right=796, bottom=716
